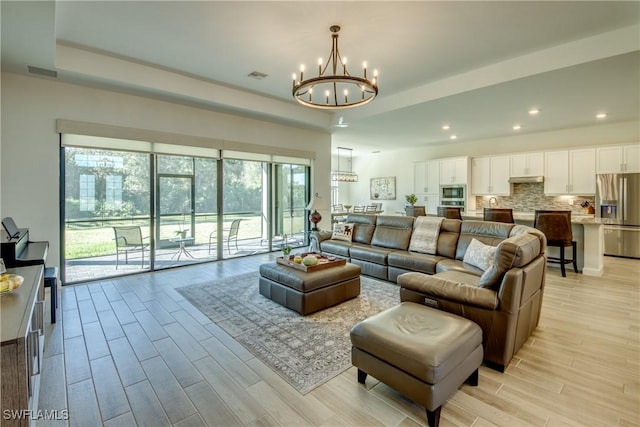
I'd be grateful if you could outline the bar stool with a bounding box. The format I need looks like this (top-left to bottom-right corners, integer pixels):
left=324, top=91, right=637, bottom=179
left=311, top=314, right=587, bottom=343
left=533, top=210, right=578, bottom=277
left=483, top=208, right=514, bottom=223
left=44, top=266, right=58, bottom=323
left=437, top=206, right=462, bottom=220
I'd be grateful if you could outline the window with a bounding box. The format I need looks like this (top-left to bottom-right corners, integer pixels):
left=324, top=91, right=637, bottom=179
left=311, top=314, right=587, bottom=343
left=79, top=174, right=95, bottom=212
left=105, top=175, right=123, bottom=210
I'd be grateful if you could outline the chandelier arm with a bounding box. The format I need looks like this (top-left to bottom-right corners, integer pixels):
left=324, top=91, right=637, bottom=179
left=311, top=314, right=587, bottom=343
left=331, top=33, right=339, bottom=75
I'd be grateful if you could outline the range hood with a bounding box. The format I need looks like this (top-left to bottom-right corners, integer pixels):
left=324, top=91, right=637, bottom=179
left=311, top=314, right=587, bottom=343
left=508, top=176, right=544, bottom=184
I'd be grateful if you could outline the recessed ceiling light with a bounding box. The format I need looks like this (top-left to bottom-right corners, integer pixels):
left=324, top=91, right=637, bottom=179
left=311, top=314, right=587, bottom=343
left=528, top=108, right=540, bottom=115
left=335, top=116, right=349, bottom=128
left=513, top=124, right=522, bottom=130
left=442, top=124, right=450, bottom=130
left=450, top=134, right=457, bottom=140
left=596, top=113, right=607, bottom=119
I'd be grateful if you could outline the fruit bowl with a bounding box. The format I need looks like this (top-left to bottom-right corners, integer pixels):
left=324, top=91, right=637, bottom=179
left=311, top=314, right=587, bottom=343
left=0, top=274, right=24, bottom=295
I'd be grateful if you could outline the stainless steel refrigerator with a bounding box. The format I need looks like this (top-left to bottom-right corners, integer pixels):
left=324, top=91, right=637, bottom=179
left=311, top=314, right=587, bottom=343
left=596, top=173, right=640, bottom=259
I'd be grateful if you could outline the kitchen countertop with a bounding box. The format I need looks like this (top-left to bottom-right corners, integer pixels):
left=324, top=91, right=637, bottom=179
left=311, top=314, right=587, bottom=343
left=463, top=210, right=599, bottom=224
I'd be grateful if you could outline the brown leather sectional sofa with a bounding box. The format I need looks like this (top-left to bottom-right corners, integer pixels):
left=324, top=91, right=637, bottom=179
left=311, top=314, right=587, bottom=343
left=312, top=214, right=547, bottom=371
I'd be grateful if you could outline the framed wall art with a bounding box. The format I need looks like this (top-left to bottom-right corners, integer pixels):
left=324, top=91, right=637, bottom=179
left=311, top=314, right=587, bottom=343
left=370, top=177, right=396, bottom=200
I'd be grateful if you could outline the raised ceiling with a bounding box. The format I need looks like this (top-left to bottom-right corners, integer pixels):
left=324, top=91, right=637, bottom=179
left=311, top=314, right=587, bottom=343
left=2, top=1, right=639, bottom=154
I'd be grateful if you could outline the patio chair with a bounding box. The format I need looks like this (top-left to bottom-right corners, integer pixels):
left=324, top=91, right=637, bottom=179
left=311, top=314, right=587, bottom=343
left=113, top=226, right=149, bottom=268
left=208, top=219, right=242, bottom=254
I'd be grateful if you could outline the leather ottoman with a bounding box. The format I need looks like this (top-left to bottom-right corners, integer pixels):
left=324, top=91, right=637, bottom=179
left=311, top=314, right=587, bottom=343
left=350, top=302, right=483, bottom=427
left=259, top=262, right=361, bottom=315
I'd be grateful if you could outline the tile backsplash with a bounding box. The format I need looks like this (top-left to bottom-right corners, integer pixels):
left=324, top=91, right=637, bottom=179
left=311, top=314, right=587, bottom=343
left=475, top=183, right=595, bottom=214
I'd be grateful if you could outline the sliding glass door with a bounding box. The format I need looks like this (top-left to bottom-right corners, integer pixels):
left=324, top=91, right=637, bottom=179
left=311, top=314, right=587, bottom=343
left=274, top=163, right=309, bottom=248
left=63, top=147, right=152, bottom=282
left=62, top=144, right=309, bottom=283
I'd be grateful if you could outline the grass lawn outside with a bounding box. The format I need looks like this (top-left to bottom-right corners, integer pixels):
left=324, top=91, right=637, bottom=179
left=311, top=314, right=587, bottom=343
left=65, top=214, right=306, bottom=259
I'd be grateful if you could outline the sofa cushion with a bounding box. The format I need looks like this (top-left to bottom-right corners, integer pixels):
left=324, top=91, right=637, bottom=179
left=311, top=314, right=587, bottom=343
left=477, top=232, right=542, bottom=289
left=371, top=216, right=414, bottom=250
left=435, top=219, right=462, bottom=259
left=435, top=259, right=484, bottom=276
left=463, top=238, right=496, bottom=271
left=346, top=214, right=377, bottom=244
left=350, top=244, right=393, bottom=265
left=398, top=271, right=499, bottom=310
left=319, top=239, right=352, bottom=257
left=331, top=222, right=355, bottom=242
left=455, top=221, right=514, bottom=261
left=388, top=250, right=444, bottom=275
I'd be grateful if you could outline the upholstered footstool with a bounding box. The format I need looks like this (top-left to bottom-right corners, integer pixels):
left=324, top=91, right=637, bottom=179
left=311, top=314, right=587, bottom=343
left=350, top=302, right=483, bottom=427
left=259, top=262, right=361, bottom=315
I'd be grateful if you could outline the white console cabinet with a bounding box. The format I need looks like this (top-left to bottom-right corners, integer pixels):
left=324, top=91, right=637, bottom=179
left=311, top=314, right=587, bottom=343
left=1, top=266, right=45, bottom=427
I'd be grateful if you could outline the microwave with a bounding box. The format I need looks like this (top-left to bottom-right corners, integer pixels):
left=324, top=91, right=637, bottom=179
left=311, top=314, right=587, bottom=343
left=441, top=185, right=465, bottom=200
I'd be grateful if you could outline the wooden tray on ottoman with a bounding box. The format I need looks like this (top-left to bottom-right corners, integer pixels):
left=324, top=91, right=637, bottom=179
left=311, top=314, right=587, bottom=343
left=276, top=252, right=346, bottom=272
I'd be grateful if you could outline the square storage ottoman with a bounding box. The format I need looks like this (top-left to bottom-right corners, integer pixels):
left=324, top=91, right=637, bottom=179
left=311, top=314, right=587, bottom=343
left=350, top=301, right=483, bottom=427
left=259, top=262, right=361, bottom=315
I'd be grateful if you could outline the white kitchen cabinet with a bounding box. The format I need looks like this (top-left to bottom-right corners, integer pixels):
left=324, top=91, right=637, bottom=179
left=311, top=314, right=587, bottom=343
left=544, top=148, right=596, bottom=195
left=419, top=194, right=440, bottom=215
left=596, top=144, right=640, bottom=173
left=413, top=160, right=440, bottom=195
left=471, top=156, right=510, bottom=195
left=439, top=157, right=468, bottom=185
left=510, top=151, right=544, bottom=177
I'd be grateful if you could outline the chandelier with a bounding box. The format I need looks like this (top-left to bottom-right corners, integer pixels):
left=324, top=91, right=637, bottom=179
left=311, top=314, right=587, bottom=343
left=332, top=147, right=358, bottom=182
left=292, top=25, right=378, bottom=110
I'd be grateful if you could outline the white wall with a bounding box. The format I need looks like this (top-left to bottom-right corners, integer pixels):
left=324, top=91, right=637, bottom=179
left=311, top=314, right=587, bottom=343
left=349, top=120, right=639, bottom=215
left=1, top=72, right=332, bottom=268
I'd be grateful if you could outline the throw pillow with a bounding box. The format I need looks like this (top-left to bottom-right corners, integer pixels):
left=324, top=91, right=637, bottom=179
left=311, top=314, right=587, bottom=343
left=331, top=222, right=355, bottom=242
left=463, top=238, right=496, bottom=272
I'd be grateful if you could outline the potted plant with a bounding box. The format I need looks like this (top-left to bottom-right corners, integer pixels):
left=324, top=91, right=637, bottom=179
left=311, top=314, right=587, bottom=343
left=405, top=194, right=418, bottom=206
left=282, top=245, right=293, bottom=258
left=174, top=229, right=188, bottom=239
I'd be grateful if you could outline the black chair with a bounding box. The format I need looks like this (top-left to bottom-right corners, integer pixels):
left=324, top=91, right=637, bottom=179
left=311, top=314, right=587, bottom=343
left=405, top=206, right=426, bottom=217
left=437, top=206, right=462, bottom=220
left=534, top=210, right=578, bottom=277
left=44, top=266, right=58, bottom=323
left=483, top=208, right=514, bottom=223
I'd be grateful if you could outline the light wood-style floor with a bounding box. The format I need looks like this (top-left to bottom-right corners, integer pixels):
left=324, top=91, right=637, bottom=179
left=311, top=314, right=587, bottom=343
left=37, top=255, right=640, bottom=427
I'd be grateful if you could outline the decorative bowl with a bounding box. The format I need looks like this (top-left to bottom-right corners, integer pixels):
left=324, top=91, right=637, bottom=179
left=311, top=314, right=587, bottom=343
left=0, top=274, right=24, bottom=295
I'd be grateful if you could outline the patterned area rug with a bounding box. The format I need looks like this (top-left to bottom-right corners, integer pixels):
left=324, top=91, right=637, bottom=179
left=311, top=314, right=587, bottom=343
left=176, top=271, right=400, bottom=394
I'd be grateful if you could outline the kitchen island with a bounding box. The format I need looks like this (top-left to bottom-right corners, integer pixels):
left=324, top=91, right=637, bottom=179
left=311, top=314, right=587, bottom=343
left=463, top=211, right=604, bottom=277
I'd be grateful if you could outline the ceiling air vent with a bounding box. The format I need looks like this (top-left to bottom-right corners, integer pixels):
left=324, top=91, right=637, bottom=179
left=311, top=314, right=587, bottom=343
left=247, top=71, right=268, bottom=80
left=27, top=65, right=58, bottom=78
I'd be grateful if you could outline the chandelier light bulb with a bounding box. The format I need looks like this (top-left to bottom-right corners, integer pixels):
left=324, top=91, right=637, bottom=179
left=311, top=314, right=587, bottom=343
left=325, top=90, right=330, bottom=104
left=318, top=57, right=323, bottom=74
